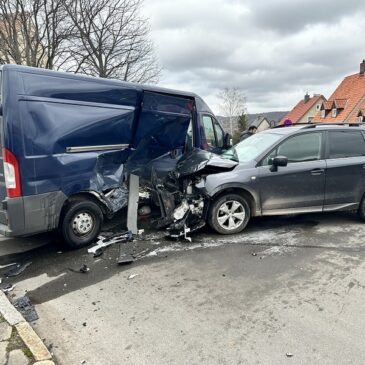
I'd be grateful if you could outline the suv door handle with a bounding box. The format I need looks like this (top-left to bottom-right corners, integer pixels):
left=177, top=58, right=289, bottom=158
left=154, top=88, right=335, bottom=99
left=311, top=168, right=324, bottom=176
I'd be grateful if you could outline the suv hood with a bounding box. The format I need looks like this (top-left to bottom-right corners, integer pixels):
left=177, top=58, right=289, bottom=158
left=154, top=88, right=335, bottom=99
left=172, top=148, right=238, bottom=178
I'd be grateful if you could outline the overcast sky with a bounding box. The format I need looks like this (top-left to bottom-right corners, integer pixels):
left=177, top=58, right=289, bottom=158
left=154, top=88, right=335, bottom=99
left=143, top=0, right=365, bottom=114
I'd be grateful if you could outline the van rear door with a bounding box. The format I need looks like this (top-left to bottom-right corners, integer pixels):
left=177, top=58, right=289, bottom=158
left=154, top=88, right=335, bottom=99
left=0, top=70, right=7, bottom=226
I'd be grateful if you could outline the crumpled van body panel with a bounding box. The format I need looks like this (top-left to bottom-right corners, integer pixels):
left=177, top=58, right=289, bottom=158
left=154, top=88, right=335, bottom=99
left=0, top=65, right=202, bottom=238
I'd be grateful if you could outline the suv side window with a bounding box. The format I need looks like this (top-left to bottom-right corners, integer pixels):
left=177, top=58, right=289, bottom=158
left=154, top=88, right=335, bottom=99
left=263, top=132, right=322, bottom=165
left=328, top=131, right=365, bottom=158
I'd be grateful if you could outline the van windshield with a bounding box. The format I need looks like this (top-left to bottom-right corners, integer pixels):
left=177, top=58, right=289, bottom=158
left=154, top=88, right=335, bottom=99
left=222, top=133, right=282, bottom=163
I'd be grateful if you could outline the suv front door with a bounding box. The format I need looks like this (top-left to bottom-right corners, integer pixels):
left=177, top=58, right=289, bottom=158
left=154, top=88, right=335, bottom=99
left=258, top=132, right=326, bottom=214
left=324, top=130, right=365, bottom=210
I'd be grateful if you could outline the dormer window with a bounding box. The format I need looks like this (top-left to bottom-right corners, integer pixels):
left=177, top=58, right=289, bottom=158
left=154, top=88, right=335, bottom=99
left=321, top=109, right=326, bottom=118
left=358, top=116, right=364, bottom=123
left=332, top=108, right=337, bottom=117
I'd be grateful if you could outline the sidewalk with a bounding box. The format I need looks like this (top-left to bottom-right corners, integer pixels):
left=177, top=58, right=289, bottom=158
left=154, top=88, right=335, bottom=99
left=0, top=291, right=55, bottom=365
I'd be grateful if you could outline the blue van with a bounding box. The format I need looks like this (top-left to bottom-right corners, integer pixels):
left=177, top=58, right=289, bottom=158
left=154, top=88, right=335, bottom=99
left=0, top=65, right=231, bottom=247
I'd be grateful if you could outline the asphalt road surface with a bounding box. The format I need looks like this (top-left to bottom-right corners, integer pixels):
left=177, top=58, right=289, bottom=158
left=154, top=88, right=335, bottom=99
left=1, top=211, right=365, bottom=365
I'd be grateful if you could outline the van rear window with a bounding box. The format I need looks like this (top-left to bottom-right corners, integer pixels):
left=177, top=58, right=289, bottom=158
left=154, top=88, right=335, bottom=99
left=21, top=73, right=138, bottom=107
left=143, top=92, right=193, bottom=115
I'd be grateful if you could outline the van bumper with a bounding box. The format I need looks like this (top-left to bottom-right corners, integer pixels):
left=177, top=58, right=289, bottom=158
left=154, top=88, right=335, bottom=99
left=0, top=192, right=67, bottom=237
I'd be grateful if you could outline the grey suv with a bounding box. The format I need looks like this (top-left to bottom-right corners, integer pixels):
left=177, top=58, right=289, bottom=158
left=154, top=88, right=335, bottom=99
left=157, top=124, right=365, bottom=237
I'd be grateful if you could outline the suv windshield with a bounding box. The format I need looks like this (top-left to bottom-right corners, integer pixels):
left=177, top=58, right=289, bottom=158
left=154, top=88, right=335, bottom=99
left=223, top=133, right=282, bottom=163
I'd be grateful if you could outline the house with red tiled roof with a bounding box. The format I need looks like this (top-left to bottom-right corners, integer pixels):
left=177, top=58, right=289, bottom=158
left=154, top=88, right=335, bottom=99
left=313, top=60, right=365, bottom=123
left=280, top=94, right=326, bottom=125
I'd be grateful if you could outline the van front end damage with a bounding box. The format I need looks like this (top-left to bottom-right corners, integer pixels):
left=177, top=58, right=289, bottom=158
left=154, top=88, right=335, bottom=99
left=153, top=149, right=238, bottom=239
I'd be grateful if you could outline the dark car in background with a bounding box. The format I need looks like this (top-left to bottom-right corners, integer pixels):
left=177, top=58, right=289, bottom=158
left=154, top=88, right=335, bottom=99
left=161, top=124, right=365, bottom=236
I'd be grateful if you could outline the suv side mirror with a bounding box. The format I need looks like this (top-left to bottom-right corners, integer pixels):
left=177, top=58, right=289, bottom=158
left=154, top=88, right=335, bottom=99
left=270, top=156, right=288, bottom=172
left=224, top=133, right=233, bottom=148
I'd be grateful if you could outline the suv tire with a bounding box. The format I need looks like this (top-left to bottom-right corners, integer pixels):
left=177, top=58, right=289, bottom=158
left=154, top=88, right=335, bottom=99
left=358, top=195, right=365, bottom=222
left=208, top=193, right=250, bottom=234
left=60, top=199, right=103, bottom=249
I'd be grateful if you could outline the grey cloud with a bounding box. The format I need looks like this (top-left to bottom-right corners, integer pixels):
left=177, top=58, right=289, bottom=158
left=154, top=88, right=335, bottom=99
left=249, top=0, right=365, bottom=33
left=143, top=0, right=365, bottom=112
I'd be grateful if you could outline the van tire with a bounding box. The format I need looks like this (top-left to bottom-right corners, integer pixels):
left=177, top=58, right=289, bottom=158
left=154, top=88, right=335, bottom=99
left=208, top=193, right=250, bottom=234
left=60, top=200, right=103, bottom=249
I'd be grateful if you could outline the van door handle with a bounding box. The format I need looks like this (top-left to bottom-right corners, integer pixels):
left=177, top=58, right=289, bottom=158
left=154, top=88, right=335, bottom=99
left=311, top=168, right=324, bottom=176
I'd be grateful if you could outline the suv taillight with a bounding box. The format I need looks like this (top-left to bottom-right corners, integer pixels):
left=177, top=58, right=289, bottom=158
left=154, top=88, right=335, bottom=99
left=3, top=148, right=22, bottom=198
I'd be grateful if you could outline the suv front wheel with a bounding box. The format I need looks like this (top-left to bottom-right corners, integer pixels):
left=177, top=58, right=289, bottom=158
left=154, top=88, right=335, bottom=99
left=358, top=194, right=365, bottom=222
left=208, top=193, right=250, bottom=234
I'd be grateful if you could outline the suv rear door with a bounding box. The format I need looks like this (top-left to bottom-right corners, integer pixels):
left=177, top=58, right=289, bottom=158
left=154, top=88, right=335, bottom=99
left=258, top=131, right=326, bottom=214
left=324, top=130, right=365, bottom=210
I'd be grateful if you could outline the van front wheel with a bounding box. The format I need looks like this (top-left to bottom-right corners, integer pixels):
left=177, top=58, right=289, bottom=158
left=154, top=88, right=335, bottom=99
left=60, top=200, right=103, bottom=249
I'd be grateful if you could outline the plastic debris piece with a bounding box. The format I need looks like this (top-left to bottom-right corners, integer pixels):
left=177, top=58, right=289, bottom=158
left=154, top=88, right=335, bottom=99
left=252, top=253, right=257, bottom=256
left=88, top=231, right=132, bottom=255
left=79, top=264, right=90, bottom=273
left=0, top=282, right=15, bottom=293
left=4, top=262, right=32, bottom=277
left=127, top=274, right=139, bottom=280
left=118, top=240, right=135, bottom=265
left=286, top=352, right=294, bottom=358
left=13, top=296, right=39, bottom=322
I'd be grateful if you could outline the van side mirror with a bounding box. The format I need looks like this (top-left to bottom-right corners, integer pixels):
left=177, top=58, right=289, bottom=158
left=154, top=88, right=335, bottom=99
left=270, top=156, right=288, bottom=172
left=224, top=133, right=233, bottom=148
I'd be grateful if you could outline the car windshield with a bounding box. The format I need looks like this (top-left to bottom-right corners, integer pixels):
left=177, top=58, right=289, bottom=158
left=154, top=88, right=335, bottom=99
left=223, top=133, right=282, bottom=163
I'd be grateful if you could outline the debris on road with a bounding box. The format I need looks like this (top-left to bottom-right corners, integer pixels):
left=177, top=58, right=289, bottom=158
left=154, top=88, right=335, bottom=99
left=79, top=265, right=90, bottom=273
left=286, top=352, right=294, bottom=358
left=88, top=231, right=132, bottom=257
left=117, top=240, right=135, bottom=265
left=0, top=281, right=15, bottom=293
left=127, top=274, right=139, bottom=280
left=4, top=262, right=32, bottom=277
left=13, top=296, right=39, bottom=322
left=68, top=264, right=90, bottom=274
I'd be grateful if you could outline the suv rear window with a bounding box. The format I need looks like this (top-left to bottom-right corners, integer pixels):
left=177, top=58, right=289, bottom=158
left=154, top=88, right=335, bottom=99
left=328, top=131, right=365, bottom=158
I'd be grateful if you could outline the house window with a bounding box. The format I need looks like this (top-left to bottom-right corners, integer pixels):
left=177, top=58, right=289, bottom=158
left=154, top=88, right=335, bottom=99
left=331, top=108, right=337, bottom=118
left=316, top=104, right=320, bottom=111
left=307, top=116, right=314, bottom=123
left=359, top=115, right=364, bottom=123
left=321, top=109, right=326, bottom=118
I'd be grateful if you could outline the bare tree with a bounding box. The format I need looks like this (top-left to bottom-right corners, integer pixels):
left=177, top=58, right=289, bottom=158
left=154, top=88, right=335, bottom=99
left=0, top=0, right=72, bottom=69
left=63, top=0, right=160, bottom=83
left=218, top=88, right=247, bottom=136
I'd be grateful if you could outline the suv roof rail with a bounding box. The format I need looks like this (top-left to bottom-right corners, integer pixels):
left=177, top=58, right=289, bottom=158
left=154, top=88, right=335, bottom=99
left=273, top=122, right=311, bottom=129
left=274, top=122, right=363, bottom=129
left=302, top=123, right=363, bottom=129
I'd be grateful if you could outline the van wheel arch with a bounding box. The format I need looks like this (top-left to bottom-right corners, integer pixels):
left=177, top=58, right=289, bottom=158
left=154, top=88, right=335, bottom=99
left=60, top=192, right=108, bottom=217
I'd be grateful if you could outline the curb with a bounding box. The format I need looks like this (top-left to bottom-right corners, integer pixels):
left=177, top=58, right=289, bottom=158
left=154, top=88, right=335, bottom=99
left=0, top=291, right=54, bottom=364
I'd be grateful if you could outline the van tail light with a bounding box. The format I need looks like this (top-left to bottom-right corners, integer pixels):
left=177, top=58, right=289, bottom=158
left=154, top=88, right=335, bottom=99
left=3, top=148, right=22, bottom=198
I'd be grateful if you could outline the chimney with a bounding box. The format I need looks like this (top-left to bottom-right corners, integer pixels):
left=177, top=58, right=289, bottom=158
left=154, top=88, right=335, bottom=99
left=361, top=60, right=365, bottom=75
left=304, top=93, right=310, bottom=103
